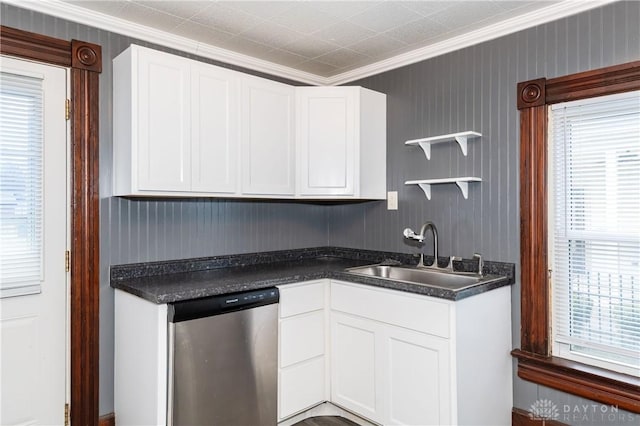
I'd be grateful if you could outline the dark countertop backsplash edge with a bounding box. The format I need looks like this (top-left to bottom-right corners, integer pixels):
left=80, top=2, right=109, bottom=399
left=110, top=246, right=515, bottom=284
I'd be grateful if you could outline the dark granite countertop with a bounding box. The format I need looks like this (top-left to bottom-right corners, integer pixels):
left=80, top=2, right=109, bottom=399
left=110, top=247, right=515, bottom=304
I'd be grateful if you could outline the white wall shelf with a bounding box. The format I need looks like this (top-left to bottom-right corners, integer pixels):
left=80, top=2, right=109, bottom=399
left=405, top=131, right=481, bottom=160
left=405, top=177, right=481, bottom=200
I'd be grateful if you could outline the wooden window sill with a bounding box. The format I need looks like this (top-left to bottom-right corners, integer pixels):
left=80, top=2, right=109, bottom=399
left=512, top=349, right=640, bottom=413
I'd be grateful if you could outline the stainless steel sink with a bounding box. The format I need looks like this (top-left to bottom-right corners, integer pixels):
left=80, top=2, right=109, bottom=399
left=345, top=264, right=501, bottom=291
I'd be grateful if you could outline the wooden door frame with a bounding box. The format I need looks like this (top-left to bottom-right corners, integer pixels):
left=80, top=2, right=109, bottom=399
left=1, top=25, right=101, bottom=425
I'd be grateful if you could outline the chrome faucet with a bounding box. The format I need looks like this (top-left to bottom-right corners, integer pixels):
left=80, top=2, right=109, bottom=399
left=403, top=221, right=439, bottom=269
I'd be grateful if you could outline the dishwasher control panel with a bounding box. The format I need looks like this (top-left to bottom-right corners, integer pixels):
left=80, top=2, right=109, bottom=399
left=168, top=288, right=279, bottom=323
left=227, top=288, right=278, bottom=305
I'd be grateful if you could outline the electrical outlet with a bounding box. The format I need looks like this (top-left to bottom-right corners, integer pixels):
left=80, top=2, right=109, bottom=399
left=387, top=191, right=398, bottom=210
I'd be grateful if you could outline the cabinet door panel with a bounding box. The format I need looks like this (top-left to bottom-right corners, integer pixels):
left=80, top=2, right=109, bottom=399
left=191, top=65, right=238, bottom=193
left=137, top=49, right=191, bottom=191
left=297, top=88, right=355, bottom=195
left=279, top=281, right=325, bottom=318
left=384, top=327, right=451, bottom=426
left=241, top=78, right=295, bottom=195
left=280, top=311, right=324, bottom=368
left=330, top=312, right=381, bottom=422
left=331, top=281, right=451, bottom=338
left=279, top=357, right=325, bottom=420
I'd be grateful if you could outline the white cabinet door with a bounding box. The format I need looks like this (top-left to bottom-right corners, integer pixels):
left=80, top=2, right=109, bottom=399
left=330, top=312, right=383, bottom=423
left=241, top=77, right=295, bottom=195
left=190, top=64, right=239, bottom=193
left=136, top=47, right=191, bottom=191
left=278, top=281, right=328, bottom=421
left=383, top=326, right=451, bottom=426
left=280, top=311, right=324, bottom=368
left=279, top=355, right=326, bottom=420
left=297, top=87, right=356, bottom=196
left=278, top=310, right=326, bottom=419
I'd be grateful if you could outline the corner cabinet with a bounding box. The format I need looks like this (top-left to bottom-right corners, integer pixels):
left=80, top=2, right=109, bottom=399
left=296, top=87, right=386, bottom=199
left=113, top=45, right=240, bottom=196
left=241, top=76, right=295, bottom=196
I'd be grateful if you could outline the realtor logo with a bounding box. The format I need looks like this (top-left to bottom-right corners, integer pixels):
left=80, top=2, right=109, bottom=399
left=530, top=399, right=560, bottom=420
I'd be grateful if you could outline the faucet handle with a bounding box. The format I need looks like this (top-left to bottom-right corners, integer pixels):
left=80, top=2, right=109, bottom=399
left=403, top=228, right=424, bottom=242
left=473, top=253, right=483, bottom=276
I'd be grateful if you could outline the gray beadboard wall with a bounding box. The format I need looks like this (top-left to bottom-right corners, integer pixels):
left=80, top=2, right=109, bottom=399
left=0, top=2, right=327, bottom=415
left=335, top=2, right=640, bottom=424
left=3, top=1, right=640, bottom=423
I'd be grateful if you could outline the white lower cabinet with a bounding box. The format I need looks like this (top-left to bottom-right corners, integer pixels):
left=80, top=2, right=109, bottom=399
left=277, top=280, right=329, bottom=421
left=328, top=280, right=512, bottom=426
left=330, top=282, right=451, bottom=425
left=384, top=325, right=450, bottom=426
left=116, top=276, right=511, bottom=426
left=331, top=312, right=382, bottom=422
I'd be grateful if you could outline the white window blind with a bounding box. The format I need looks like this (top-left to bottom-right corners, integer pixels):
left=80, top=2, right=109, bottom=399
left=0, top=71, right=44, bottom=298
left=550, top=90, right=640, bottom=376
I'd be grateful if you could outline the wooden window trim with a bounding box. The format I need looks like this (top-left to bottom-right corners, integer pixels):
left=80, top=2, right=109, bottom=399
left=0, top=25, right=102, bottom=425
left=515, top=60, right=640, bottom=414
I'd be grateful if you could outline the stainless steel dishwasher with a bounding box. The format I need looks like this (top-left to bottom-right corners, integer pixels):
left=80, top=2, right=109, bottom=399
left=167, top=287, right=279, bottom=426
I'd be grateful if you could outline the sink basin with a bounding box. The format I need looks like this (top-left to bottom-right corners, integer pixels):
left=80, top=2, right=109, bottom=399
left=345, top=264, right=500, bottom=291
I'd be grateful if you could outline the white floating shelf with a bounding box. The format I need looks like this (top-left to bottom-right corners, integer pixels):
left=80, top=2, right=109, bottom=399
left=405, top=177, right=482, bottom=200
left=405, top=131, right=481, bottom=160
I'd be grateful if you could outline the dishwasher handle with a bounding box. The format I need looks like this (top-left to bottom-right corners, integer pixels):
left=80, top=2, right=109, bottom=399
left=168, top=287, right=279, bottom=323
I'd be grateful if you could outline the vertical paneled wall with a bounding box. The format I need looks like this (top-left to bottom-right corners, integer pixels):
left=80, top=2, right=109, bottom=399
left=332, top=1, right=640, bottom=263
left=3, top=1, right=640, bottom=422
left=0, top=3, right=326, bottom=415
left=334, top=1, right=640, bottom=422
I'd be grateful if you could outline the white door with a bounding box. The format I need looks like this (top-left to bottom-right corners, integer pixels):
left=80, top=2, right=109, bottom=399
left=383, top=326, right=451, bottom=426
left=330, top=312, right=383, bottom=423
left=296, top=87, right=356, bottom=196
left=136, top=47, right=191, bottom=192
left=241, top=76, right=295, bottom=195
left=0, top=56, right=68, bottom=425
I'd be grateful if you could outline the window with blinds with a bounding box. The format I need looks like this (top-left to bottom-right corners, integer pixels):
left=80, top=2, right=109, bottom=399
left=0, top=71, right=44, bottom=298
left=550, top=90, right=640, bottom=377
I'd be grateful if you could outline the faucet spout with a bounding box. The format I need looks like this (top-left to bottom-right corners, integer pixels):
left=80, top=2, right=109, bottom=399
left=403, top=221, right=440, bottom=268
left=418, top=221, right=439, bottom=268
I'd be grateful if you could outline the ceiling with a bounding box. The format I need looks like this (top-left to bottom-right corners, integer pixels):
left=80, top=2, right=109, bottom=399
left=16, top=0, right=613, bottom=84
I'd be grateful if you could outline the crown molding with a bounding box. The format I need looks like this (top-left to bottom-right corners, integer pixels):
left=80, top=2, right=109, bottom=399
left=4, top=0, right=618, bottom=86
left=2, top=0, right=326, bottom=85
left=326, top=0, right=618, bottom=85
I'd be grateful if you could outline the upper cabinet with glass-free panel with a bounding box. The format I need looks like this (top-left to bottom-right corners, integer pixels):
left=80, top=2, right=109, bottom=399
left=113, top=45, right=240, bottom=196
left=296, top=87, right=387, bottom=199
left=113, top=45, right=387, bottom=199
left=240, top=76, right=295, bottom=197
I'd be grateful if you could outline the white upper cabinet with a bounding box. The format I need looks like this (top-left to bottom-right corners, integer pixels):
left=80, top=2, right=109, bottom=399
left=296, top=87, right=386, bottom=199
left=113, top=45, right=240, bottom=196
left=190, top=63, right=239, bottom=193
left=241, top=76, right=295, bottom=196
left=113, top=45, right=387, bottom=199
left=114, top=45, right=192, bottom=194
